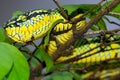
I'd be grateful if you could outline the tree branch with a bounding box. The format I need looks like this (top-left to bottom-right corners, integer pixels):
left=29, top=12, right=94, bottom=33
left=53, top=0, right=68, bottom=20
left=51, top=0, right=120, bottom=61
left=109, top=11, right=120, bottom=16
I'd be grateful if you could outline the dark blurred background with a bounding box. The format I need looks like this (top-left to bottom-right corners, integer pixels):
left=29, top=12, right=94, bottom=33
left=0, top=0, right=120, bottom=29
left=0, top=0, right=100, bottom=26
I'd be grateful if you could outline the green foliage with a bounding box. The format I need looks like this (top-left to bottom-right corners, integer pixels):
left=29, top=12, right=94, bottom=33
left=0, top=42, right=30, bottom=80
left=95, top=18, right=107, bottom=30
left=109, top=4, right=120, bottom=19
left=42, top=71, right=83, bottom=80
left=0, top=27, right=6, bottom=42
left=70, top=70, right=83, bottom=80
left=111, top=4, right=120, bottom=13
left=0, top=26, right=15, bottom=44
left=62, top=4, right=95, bottom=18
left=89, top=18, right=107, bottom=31
left=11, top=11, right=24, bottom=19
left=30, top=57, right=40, bottom=68
left=90, top=26, right=100, bottom=31
left=34, top=45, right=54, bottom=73
left=43, top=71, right=73, bottom=80
left=51, top=71, right=73, bottom=80
left=15, top=43, right=31, bottom=59
left=0, top=45, right=13, bottom=80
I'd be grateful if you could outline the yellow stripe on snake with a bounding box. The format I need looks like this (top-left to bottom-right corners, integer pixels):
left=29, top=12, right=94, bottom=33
left=46, top=32, right=120, bottom=63
left=5, top=9, right=85, bottom=43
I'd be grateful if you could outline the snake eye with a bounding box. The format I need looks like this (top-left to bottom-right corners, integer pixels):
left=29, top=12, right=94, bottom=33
left=21, top=16, right=27, bottom=21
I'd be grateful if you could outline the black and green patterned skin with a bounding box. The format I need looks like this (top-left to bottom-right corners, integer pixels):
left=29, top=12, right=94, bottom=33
left=5, top=8, right=86, bottom=43
left=6, top=9, right=50, bottom=43
left=56, top=35, right=120, bottom=63
left=5, top=9, right=75, bottom=43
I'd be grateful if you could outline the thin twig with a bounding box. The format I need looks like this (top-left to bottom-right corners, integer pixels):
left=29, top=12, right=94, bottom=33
left=53, top=0, right=68, bottom=20
left=27, top=41, right=41, bottom=62
left=31, top=41, right=39, bottom=49
left=109, top=11, right=120, bottom=16
left=84, top=28, right=120, bottom=38
left=71, top=0, right=105, bottom=24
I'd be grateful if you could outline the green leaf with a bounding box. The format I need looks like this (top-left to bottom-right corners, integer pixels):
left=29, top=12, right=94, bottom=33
left=111, top=4, right=120, bottom=13
left=95, top=18, right=107, bottom=30
left=0, top=27, right=6, bottom=42
left=3, top=27, right=14, bottom=43
left=51, top=71, right=73, bottom=80
left=34, top=45, right=54, bottom=73
left=62, top=4, right=95, bottom=18
left=42, top=71, right=73, bottom=80
left=0, top=42, right=30, bottom=80
left=12, top=11, right=24, bottom=19
left=4, top=36, right=15, bottom=44
left=90, top=26, right=99, bottom=31
left=53, top=75, right=72, bottom=80
left=0, top=45, right=13, bottom=80
left=30, top=47, right=42, bottom=68
left=30, top=57, right=40, bottom=68
left=70, top=70, right=83, bottom=80
left=14, top=43, right=30, bottom=60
